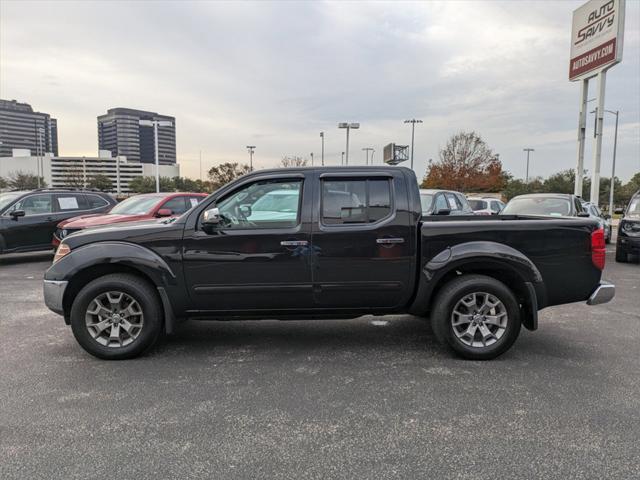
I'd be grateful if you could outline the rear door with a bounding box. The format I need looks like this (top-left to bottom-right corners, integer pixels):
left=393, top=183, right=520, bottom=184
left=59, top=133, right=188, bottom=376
left=311, top=171, right=415, bottom=310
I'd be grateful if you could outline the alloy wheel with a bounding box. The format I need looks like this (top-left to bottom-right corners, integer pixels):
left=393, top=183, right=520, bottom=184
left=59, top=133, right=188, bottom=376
left=451, top=292, right=508, bottom=348
left=85, top=291, right=144, bottom=348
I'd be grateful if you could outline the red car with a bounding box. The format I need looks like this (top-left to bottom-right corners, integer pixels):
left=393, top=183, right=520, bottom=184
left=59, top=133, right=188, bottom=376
left=53, top=192, right=207, bottom=246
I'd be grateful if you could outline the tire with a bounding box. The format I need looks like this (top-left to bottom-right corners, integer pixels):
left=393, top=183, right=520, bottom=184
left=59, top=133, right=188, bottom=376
left=431, top=274, right=521, bottom=360
left=615, top=246, right=628, bottom=263
left=70, top=273, right=163, bottom=360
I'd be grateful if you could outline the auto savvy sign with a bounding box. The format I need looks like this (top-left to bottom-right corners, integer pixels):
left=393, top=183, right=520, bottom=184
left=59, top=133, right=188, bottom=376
left=569, top=0, right=625, bottom=81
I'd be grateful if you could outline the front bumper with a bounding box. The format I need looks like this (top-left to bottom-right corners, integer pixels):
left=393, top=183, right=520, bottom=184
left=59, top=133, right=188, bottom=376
left=43, top=280, right=68, bottom=315
left=618, top=234, right=640, bottom=254
left=586, top=281, right=615, bottom=306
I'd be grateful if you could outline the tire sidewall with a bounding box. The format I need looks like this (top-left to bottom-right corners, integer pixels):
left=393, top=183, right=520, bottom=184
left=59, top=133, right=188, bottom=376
left=434, top=276, right=521, bottom=360
left=70, top=275, right=162, bottom=360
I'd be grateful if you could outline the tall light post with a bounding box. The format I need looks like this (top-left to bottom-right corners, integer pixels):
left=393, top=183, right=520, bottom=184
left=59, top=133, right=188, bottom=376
left=36, top=127, right=44, bottom=188
left=338, top=122, right=359, bottom=165
left=246, top=145, right=256, bottom=171
left=199, top=150, right=203, bottom=181
left=310, top=152, right=314, bottom=166
left=523, top=148, right=535, bottom=183
left=341, top=151, right=345, bottom=166
left=362, top=147, right=374, bottom=165
left=319, top=132, right=325, bottom=166
left=595, top=109, right=619, bottom=213
left=139, top=119, right=173, bottom=193
left=404, top=119, right=423, bottom=170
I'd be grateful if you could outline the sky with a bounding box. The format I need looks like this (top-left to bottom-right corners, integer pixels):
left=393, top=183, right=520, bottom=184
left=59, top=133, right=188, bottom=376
left=1, top=0, right=639, bottom=182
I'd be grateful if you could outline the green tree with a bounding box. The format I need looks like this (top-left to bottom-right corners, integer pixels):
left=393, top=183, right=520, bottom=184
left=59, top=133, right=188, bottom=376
left=87, top=174, right=113, bottom=192
left=128, top=176, right=175, bottom=193
left=620, top=172, right=640, bottom=205
left=7, top=171, right=46, bottom=190
left=208, top=162, right=251, bottom=190
left=0, top=176, right=8, bottom=190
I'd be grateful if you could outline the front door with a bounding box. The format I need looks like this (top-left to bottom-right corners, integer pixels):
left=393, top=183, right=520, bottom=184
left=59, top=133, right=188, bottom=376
left=3, top=193, right=56, bottom=251
left=182, top=175, right=314, bottom=313
left=311, top=172, right=415, bottom=310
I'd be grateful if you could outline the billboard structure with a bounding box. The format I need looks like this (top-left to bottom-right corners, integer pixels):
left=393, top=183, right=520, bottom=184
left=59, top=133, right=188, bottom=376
left=571, top=0, right=625, bottom=202
left=383, top=143, right=409, bottom=166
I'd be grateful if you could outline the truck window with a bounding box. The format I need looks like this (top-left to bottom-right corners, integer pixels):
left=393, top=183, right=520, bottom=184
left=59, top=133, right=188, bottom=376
left=215, top=179, right=302, bottom=229
left=321, top=179, right=391, bottom=225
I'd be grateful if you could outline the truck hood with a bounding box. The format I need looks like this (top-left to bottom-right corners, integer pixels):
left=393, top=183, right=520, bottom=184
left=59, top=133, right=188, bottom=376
left=60, top=213, right=153, bottom=229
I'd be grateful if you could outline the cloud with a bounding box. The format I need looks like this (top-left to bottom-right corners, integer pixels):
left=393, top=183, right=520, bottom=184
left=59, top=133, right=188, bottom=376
left=1, top=0, right=638, bottom=181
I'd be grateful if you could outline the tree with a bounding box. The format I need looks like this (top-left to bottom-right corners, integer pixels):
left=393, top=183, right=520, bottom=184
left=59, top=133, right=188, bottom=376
left=621, top=172, right=640, bottom=205
left=63, top=165, right=86, bottom=188
left=171, top=177, right=213, bottom=193
left=0, top=176, right=8, bottom=190
left=208, top=162, right=251, bottom=190
left=280, top=155, right=308, bottom=168
left=87, top=174, right=113, bottom=192
left=128, top=176, right=175, bottom=193
left=421, top=131, right=504, bottom=192
left=7, top=171, right=46, bottom=190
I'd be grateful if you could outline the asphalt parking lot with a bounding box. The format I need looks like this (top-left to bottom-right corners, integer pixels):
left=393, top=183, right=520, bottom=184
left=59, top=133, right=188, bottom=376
left=1, top=247, right=639, bottom=480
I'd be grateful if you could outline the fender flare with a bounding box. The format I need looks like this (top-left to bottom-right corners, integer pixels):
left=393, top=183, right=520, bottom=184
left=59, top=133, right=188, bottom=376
left=410, top=241, right=545, bottom=329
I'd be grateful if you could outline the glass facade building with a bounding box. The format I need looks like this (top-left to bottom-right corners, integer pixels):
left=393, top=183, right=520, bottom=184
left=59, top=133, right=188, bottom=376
left=97, top=108, right=176, bottom=165
left=0, top=99, right=59, bottom=157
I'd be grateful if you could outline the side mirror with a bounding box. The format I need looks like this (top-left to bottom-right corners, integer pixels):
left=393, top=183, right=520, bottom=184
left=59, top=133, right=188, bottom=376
left=577, top=212, right=590, bottom=218
left=238, top=204, right=252, bottom=218
left=434, top=208, right=451, bottom=216
left=156, top=208, right=173, bottom=217
left=10, top=210, right=25, bottom=220
left=202, top=207, right=221, bottom=233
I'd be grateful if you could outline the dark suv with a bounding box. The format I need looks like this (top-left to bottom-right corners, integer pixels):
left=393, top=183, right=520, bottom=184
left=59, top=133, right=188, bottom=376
left=0, top=189, right=116, bottom=255
left=616, top=190, right=640, bottom=263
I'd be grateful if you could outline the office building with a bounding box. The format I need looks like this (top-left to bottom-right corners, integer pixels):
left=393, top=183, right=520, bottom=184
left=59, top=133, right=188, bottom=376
left=0, top=150, right=179, bottom=194
left=97, top=108, right=176, bottom=165
left=0, top=99, right=59, bottom=157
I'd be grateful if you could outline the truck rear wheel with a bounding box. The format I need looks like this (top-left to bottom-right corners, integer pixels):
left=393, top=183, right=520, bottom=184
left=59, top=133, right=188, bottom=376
left=431, top=274, right=521, bottom=360
left=69, top=273, right=163, bottom=360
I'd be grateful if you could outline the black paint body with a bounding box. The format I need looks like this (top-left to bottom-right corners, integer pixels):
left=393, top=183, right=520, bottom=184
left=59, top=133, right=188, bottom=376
left=45, top=167, right=603, bottom=329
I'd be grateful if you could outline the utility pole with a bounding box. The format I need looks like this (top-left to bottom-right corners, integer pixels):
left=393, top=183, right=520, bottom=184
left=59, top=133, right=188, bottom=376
left=404, top=119, right=423, bottom=170
left=523, top=148, right=535, bottom=183
left=362, top=147, right=374, bottom=165
left=338, top=122, right=360, bottom=165
left=139, top=119, right=173, bottom=193
left=319, top=132, right=325, bottom=166
left=246, top=145, right=256, bottom=171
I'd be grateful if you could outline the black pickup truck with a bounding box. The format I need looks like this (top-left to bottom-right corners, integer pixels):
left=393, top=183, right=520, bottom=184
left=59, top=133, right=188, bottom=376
left=44, top=167, right=614, bottom=360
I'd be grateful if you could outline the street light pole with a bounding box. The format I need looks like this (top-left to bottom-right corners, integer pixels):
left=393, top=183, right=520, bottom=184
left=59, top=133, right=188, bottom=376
left=36, top=127, right=44, bottom=188
left=139, top=119, right=173, bottom=193
left=246, top=145, right=256, bottom=171
left=341, top=151, right=345, bottom=166
left=523, top=148, right=535, bottom=183
left=310, top=152, right=314, bottom=166
left=199, top=150, right=203, bottom=181
left=319, top=132, right=325, bottom=166
left=404, top=119, right=423, bottom=170
left=605, top=110, right=619, bottom=215
left=338, top=122, right=359, bottom=165
left=362, top=147, right=374, bottom=165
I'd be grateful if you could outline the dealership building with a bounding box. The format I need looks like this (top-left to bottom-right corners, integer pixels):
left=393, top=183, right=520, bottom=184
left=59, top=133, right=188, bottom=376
left=0, top=150, right=179, bottom=194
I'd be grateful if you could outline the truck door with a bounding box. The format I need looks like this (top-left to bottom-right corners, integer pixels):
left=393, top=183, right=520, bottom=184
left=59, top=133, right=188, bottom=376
left=182, top=173, right=314, bottom=312
left=311, top=171, right=415, bottom=310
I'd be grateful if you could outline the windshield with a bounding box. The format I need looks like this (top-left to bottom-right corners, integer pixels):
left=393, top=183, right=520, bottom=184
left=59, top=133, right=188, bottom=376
left=628, top=196, right=640, bottom=217
left=251, top=190, right=299, bottom=212
left=468, top=199, right=487, bottom=210
left=0, top=192, right=21, bottom=211
left=109, top=195, right=164, bottom=215
left=502, top=197, right=572, bottom=217
left=420, top=194, right=433, bottom=213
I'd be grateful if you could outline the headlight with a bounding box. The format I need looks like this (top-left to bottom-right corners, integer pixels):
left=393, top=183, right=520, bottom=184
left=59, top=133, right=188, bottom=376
left=53, top=243, right=71, bottom=263
left=622, top=221, right=640, bottom=236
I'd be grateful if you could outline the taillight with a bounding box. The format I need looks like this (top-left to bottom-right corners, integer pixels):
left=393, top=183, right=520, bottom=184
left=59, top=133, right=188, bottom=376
left=591, top=228, right=605, bottom=270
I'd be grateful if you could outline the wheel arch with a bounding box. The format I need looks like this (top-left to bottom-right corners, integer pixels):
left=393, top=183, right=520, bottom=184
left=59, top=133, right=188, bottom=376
left=409, top=241, right=545, bottom=330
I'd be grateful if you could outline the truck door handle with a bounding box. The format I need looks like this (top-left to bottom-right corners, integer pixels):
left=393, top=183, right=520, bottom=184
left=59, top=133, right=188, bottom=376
left=280, top=240, right=309, bottom=247
left=376, top=237, right=405, bottom=245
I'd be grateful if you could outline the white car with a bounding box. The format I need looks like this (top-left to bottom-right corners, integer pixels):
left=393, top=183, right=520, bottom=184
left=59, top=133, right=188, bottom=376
left=467, top=197, right=505, bottom=216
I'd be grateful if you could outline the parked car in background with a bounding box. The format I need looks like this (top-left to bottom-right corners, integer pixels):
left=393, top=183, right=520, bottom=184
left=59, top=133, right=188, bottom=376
left=0, top=189, right=116, bottom=255
left=420, top=189, right=474, bottom=216
left=616, top=190, right=640, bottom=263
left=501, top=193, right=588, bottom=218
left=581, top=201, right=612, bottom=244
left=53, top=192, right=208, bottom=246
left=468, top=197, right=506, bottom=216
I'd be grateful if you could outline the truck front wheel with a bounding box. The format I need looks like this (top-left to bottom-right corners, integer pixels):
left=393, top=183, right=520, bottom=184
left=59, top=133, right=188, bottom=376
left=69, top=273, right=163, bottom=360
left=431, top=274, right=521, bottom=360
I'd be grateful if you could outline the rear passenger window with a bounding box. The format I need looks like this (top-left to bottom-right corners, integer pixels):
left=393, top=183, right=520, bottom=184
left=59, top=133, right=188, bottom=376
left=161, top=197, right=189, bottom=215
left=56, top=194, right=86, bottom=211
left=321, top=178, right=392, bottom=225
left=86, top=195, right=109, bottom=209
